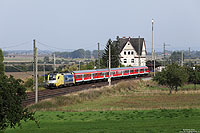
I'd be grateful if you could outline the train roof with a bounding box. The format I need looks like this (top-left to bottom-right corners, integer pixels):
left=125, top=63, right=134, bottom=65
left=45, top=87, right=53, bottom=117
left=73, top=66, right=148, bottom=74
left=73, top=69, right=97, bottom=74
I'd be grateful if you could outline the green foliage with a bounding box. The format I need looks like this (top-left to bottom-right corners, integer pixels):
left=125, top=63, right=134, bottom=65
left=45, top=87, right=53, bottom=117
left=0, top=49, right=5, bottom=75
left=92, top=50, right=104, bottom=59
left=153, top=64, right=188, bottom=94
left=0, top=75, right=38, bottom=131
left=85, top=50, right=91, bottom=58
left=169, top=51, right=182, bottom=64
left=24, top=78, right=33, bottom=89
left=55, top=49, right=92, bottom=59
left=63, top=64, right=78, bottom=72
left=80, top=61, right=95, bottom=70
left=185, top=66, right=200, bottom=89
left=55, top=49, right=104, bottom=59
left=2, top=51, right=8, bottom=57
left=102, top=39, right=120, bottom=68
left=43, top=56, right=49, bottom=63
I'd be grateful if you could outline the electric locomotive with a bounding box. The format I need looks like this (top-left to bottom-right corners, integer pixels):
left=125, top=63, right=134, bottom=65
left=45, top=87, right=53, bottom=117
left=47, top=73, right=74, bottom=88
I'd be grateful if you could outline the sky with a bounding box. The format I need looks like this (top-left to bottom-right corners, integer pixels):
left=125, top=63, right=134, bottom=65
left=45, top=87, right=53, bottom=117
left=0, top=0, right=200, bottom=52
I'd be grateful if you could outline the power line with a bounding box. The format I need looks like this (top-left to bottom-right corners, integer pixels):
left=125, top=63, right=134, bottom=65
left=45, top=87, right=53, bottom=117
left=1, top=41, right=32, bottom=49
left=37, top=41, right=75, bottom=51
left=37, top=41, right=100, bottom=51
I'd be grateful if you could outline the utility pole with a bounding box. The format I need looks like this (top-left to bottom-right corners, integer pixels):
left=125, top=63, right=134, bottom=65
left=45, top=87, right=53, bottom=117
left=108, top=40, right=111, bottom=86
left=53, top=53, right=56, bottom=71
left=152, top=19, right=155, bottom=74
left=163, top=43, right=166, bottom=67
left=33, top=39, right=38, bottom=103
left=98, top=42, right=100, bottom=69
left=43, top=62, right=46, bottom=83
left=35, top=47, right=38, bottom=103
left=154, top=50, right=156, bottom=77
left=189, top=47, right=191, bottom=66
left=181, top=51, right=184, bottom=66
left=138, top=36, right=141, bottom=66
left=163, top=43, right=170, bottom=67
left=79, top=61, right=80, bottom=70
left=152, top=19, right=154, bottom=61
left=33, top=40, right=36, bottom=92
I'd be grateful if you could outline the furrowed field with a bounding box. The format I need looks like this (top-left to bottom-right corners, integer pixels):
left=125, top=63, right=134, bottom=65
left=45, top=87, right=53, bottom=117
left=6, top=80, right=200, bottom=132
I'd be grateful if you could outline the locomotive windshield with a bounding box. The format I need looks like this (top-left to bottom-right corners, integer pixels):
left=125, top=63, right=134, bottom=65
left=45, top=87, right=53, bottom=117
left=49, top=74, right=56, bottom=80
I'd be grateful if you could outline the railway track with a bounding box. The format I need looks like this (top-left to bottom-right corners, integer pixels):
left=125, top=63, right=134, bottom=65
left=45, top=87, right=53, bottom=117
left=23, top=76, right=151, bottom=107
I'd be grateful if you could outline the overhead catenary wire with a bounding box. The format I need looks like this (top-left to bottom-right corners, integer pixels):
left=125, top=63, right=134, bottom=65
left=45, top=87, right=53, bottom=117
left=37, top=40, right=101, bottom=52
left=1, top=41, right=32, bottom=49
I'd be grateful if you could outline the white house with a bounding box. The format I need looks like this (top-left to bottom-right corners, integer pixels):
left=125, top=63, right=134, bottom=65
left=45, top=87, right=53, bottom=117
left=113, top=37, right=147, bottom=66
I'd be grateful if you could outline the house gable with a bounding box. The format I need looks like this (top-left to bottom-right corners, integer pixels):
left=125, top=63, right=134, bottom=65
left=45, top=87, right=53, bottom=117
left=112, top=36, right=147, bottom=66
left=141, top=40, right=147, bottom=56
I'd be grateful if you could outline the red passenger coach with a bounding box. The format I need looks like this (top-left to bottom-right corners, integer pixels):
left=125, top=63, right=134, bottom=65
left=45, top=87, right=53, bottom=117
left=73, top=66, right=149, bottom=84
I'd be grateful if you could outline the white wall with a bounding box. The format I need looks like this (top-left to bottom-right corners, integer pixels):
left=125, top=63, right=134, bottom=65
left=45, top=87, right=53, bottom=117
left=120, top=41, right=146, bottom=66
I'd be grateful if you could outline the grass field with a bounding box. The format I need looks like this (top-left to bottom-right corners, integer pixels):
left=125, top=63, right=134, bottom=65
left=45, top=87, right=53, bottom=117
left=5, top=80, right=200, bottom=132
left=6, top=109, right=200, bottom=133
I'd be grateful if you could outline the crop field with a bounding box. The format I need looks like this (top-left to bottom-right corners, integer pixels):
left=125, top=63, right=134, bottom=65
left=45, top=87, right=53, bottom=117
left=5, top=80, right=200, bottom=132
left=5, top=72, right=45, bottom=81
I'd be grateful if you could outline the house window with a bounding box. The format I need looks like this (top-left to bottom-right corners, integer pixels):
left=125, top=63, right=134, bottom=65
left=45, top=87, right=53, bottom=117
left=128, top=51, right=130, bottom=55
left=124, top=59, right=127, bottom=63
left=131, top=59, right=134, bottom=63
left=124, top=51, right=126, bottom=55
left=131, top=51, right=134, bottom=55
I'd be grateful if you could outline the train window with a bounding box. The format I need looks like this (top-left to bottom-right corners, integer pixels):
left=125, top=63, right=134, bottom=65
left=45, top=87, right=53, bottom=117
left=135, top=69, right=139, bottom=73
left=76, top=75, right=82, bottom=79
left=140, top=69, right=144, bottom=72
left=112, top=71, right=116, bottom=75
left=106, top=72, right=109, bottom=75
left=49, top=74, right=56, bottom=80
left=145, top=69, right=148, bottom=72
left=93, top=73, right=97, bottom=77
left=130, top=70, right=133, bottom=73
left=99, top=73, right=102, bottom=76
left=118, top=71, right=122, bottom=74
left=84, top=74, right=91, bottom=78
left=124, top=70, right=129, bottom=73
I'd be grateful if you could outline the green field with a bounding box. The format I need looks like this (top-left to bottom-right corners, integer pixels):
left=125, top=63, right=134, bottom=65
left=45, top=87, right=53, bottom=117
left=6, top=109, right=200, bottom=133
left=5, top=80, right=200, bottom=132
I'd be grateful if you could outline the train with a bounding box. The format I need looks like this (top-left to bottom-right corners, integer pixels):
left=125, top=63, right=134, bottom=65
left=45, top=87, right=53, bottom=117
left=47, top=66, right=149, bottom=88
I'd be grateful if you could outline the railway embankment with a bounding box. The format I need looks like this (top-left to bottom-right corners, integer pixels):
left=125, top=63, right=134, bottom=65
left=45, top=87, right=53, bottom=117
left=28, top=79, right=200, bottom=112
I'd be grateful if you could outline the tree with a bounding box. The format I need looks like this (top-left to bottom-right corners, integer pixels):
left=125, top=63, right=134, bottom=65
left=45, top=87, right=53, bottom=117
left=63, top=64, right=78, bottom=72
left=81, top=61, right=95, bottom=70
left=92, top=50, right=104, bottom=59
left=169, top=51, right=182, bottom=64
left=0, top=49, right=5, bottom=75
left=71, top=49, right=86, bottom=58
left=43, top=56, right=50, bottom=63
left=102, top=39, right=120, bottom=68
left=153, top=64, right=188, bottom=94
left=0, top=51, right=38, bottom=131
left=85, top=50, right=91, bottom=58
left=186, top=66, right=200, bottom=90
